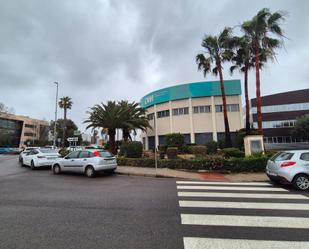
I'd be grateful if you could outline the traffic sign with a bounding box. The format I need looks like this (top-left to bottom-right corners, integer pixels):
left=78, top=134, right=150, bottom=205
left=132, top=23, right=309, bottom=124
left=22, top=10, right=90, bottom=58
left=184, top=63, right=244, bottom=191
left=67, top=137, right=78, bottom=142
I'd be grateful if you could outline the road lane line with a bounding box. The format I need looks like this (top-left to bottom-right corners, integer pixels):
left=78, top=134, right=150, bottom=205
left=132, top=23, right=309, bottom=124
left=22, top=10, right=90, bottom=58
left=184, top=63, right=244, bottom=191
left=179, top=200, right=309, bottom=210
left=178, top=192, right=308, bottom=199
left=181, top=214, right=309, bottom=228
left=177, top=181, right=272, bottom=186
left=177, top=185, right=288, bottom=192
left=183, top=237, right=309, bottom=249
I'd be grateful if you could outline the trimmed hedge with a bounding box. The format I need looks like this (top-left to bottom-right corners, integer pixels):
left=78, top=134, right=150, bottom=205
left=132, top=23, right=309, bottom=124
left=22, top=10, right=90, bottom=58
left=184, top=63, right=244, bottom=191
left=191, top=146, right=207, bottom=157
left=117, top=155, right=269, bottom=172
left=119, top=141, right=143, bottom=158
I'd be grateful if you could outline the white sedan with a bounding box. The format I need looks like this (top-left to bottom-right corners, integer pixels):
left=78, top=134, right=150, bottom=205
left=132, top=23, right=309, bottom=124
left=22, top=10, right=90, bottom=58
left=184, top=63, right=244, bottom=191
left=52, top=149, right=117, bottom=177
left=21, top=148, right=60, bottom=169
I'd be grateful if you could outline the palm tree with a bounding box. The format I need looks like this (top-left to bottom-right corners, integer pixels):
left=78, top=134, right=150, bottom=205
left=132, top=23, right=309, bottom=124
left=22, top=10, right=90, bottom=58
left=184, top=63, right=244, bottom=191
left=242, top=8, right=285, bottom=135
left=84, top=101, right=123, bottom=155
left=196, top=27, right=234, bottom=147
left=58, top=96, right=73, bottom=147
left=118, top=100, right=151, bottom=142
left=230, top=35, right=266, bottom=135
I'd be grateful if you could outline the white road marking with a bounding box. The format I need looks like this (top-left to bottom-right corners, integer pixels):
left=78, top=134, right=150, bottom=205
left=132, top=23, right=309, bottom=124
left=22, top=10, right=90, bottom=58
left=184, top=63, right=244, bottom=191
left=177, top=181, right=272, bottom=186
left=179, top=200, right=309, bottom=210
left=181, top=214, right=309, bottom=229
left=177, top=185, right=288, bottom=192
left=177, top=192, right=308, bottom=199
left=183, top=237, right=309, bottom=249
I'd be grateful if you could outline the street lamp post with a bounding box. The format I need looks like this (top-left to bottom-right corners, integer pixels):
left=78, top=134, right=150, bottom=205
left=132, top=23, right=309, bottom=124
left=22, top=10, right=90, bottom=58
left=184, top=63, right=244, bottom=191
left=53, top=82, right=59, bottom=148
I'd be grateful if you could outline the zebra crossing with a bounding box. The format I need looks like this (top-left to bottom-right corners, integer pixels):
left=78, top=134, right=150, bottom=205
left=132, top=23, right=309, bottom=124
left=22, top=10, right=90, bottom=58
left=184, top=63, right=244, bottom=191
left=177, top=180, right=309, bottom=249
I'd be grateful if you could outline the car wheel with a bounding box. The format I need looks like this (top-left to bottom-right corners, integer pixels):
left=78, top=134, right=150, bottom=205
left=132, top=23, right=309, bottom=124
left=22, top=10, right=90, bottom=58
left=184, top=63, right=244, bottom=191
left=85, top=166, right=95, bottom=178
left=53, top=164, right=61, bottom=175
left=30, top=160, right=35, bottom=170
left=293, top=174, right=309, bottom=190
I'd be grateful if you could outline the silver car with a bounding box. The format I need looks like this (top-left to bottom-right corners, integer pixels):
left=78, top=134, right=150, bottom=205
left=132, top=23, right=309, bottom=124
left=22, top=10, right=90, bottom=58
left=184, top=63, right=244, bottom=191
left=52, top=149, right=117, bottom=177
left=266, top=150, right=309, bottom=190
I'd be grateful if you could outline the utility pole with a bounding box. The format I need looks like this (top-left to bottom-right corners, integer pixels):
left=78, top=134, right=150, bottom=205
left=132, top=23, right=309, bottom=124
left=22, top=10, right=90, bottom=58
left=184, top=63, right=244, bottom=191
left=53, top=82, right=59, bottom=148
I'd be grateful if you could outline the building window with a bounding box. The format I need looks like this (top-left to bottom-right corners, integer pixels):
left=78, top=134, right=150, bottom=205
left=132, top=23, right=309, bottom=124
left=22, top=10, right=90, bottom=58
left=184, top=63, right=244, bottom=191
left=24, top=132, right=36, bottom=137
left=215, top=104, right=239, bottom=112
left=253, top=120, right=296, bottom=129
left=251, top=102, right=309, bottom=114
left=172, top=107, right=189, bottom=116
left=147, top=113, right=154, bottom=120
left=25, top=124, right=36, bottom=129
left=157, top=110, right=170, bottom=118
left=193, top=105, right=211, bottom=114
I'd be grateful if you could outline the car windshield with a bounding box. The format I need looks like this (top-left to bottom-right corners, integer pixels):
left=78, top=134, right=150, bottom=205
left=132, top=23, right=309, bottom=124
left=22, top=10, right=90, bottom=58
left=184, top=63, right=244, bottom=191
left=97, top=151, right=113, bottom=157
left=39, top=149, right=57, bottom=154
left=270, top=152, right=294, bottom=161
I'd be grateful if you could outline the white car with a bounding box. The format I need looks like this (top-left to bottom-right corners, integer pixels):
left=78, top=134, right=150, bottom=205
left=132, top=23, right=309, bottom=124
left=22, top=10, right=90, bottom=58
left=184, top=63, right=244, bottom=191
left=21, top=148, right=60, bottom=169
left=266, top=150, right=309, bottom=190
left=19, top=147, right=39, bottom=163
left=51, top=149, right=117, bottom=177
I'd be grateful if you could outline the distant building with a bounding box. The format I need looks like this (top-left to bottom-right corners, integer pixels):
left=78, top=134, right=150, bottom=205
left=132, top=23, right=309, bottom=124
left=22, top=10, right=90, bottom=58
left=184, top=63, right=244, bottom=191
left=251, top=88, right=309, bottom=144
left=0, top=112, right=49, bottom=148
left=140, top=80, right=243, bottom=150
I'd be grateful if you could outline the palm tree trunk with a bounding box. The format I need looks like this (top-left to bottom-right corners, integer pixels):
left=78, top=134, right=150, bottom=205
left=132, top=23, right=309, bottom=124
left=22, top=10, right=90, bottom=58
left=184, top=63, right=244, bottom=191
left=217, top=62, right=232, bottom=147
left=254, top=43, right=263, bottom=135
left=108, top=129, right=117, bottom=155
left=62, top=108, right=67, bottom=147
left=122, top=128, right=130, bottom=142
left=244, top=65, right=250, bottom=135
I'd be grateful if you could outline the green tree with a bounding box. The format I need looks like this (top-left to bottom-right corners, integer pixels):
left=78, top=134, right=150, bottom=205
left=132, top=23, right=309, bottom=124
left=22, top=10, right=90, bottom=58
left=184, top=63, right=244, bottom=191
left=58, top=96, right=73, bottom=147
left=230, top=36, right=266, bottom=135
left=292, top=115, right=309, bottom=141
left=166, top=133, right=185, bottom=148
left=118, top=100, right=151, bottom=142
left=196, top=27, right=234, bottom=147
left=84, top=101, right=123, bottom=154
left=242, top=8, right=286, bottom=135
left=50, top=119, right=81, bottom=147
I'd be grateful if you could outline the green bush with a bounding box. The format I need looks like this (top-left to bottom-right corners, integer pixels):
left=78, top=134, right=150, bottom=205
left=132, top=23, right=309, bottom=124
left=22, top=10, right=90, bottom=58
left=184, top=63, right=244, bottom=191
left=222, top=147, right=245, bottom=158
left=117, top=154, right=268, bottom=172
left=218, top=139, right=226, bottom=149
left=59, top=148, right=70, bottom=158
left=191, top=146, right=207, bottom=157
left=205, top=141, right=218, bottom=154
left=166, top=147, right=178, bottom=159
left=158, top=144, right=167, bottom=152
left=166, top=133, right=185, bottom=148
left=119, top=141, right=143, bottom=158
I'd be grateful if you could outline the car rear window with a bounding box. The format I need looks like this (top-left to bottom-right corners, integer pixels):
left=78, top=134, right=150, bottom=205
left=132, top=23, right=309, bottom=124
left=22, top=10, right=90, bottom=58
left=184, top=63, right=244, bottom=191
left=98, top=151, right=113, bottom=157
left=270, top=152, right=294, bottom=161
left=39, top=149, right=57, bottom=154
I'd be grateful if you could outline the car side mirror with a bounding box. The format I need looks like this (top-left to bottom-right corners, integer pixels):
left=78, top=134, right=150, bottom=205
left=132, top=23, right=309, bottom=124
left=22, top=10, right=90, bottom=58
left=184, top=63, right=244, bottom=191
left=64, top=156, right=70, bottom=159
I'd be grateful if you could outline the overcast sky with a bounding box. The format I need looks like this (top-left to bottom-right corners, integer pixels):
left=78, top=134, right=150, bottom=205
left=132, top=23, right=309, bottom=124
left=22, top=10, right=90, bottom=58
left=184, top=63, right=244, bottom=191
left=0, top=0, right=308, bottom=132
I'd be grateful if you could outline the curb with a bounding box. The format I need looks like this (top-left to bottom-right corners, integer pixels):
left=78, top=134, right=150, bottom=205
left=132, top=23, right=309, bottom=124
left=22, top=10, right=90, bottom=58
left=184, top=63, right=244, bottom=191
left=116, top=171, right=174, bottom=178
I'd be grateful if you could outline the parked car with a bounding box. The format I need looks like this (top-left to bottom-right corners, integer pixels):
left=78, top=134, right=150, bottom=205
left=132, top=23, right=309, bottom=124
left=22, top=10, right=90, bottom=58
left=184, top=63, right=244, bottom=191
left=266, top=150, right=309, bottom=190
left=19, top=147, right=39, bottom=162
left=51, top=149, right=117, bottom=177
left=21, top=148, right=60, bottom=169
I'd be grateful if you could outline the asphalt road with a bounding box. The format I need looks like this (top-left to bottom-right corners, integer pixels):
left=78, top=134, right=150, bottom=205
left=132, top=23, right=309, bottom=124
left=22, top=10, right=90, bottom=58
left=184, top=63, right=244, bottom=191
left=1, top=155, right=309, bottom=249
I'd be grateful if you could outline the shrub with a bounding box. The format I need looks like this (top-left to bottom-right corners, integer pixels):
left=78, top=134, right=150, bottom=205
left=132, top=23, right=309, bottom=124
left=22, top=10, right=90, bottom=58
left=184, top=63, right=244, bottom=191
left=205, top=141, right=218, bottom=154
left=119, top=141, right=143, bottom=158
left=217, top=139, right=226, bottom=149
left=166, top=133, right=185, bottom=148
left=158, top=144, right=167, bottom=153
left=59, top=148, right=70, bottom=158
left=191, top=146, right=207, bottom=157
left=222, top=147, right=244, bottom=158
left=166, top=147, right=178, bottom=159
left=117, top=154, right=268, bottom=172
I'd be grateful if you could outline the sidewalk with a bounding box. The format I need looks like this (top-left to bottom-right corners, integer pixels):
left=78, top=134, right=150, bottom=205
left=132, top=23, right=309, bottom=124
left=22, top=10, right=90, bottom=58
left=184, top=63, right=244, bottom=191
left=116, top=166, right=269, bottom=182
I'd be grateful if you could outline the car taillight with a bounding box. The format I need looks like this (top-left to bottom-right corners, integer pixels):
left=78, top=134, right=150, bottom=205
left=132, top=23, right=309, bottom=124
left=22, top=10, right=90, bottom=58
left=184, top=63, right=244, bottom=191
left=92, top=151, right=100, bottom=157
left=280, top=161, right=296, bottom=167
